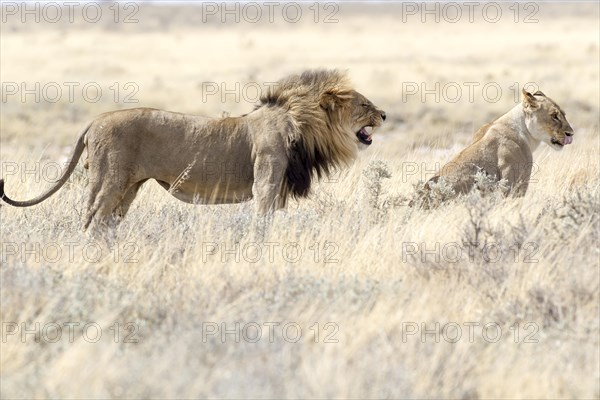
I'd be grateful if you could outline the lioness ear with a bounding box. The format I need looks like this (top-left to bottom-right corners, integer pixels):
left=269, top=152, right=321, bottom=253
left=522, top=88, right=539, bottom=110
left=320, top=90, right=351, bottom=112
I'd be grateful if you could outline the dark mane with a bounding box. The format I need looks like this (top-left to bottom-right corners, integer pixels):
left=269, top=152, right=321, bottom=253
left=253, top=69, right=357, bottom=203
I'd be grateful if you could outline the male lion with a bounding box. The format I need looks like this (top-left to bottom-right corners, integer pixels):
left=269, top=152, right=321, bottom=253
left=0, top=69, right=386, bottom=228
left=415, top=89, right=573, bottom=206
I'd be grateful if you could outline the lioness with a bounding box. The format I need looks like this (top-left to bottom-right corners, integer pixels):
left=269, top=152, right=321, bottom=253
left=1, top=70, right=386, bottom=228
left=419, top=89, right=573, bottom=202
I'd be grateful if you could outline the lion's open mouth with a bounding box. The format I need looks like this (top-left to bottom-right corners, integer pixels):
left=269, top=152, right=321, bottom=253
left=551, top=136, right=573, bottom=147
left=356, top=126, right=373, bottom=145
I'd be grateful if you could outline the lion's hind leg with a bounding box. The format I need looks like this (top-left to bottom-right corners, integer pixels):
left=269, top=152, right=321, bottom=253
left=84, top=180, right=147, bottom=230
left=115, top=180, right=147, bottom=219
left=83, top=184, right=126, bottom=229
left=83, top=176, right=103, bottom=230
left=83, top=164, right=144, bottom=230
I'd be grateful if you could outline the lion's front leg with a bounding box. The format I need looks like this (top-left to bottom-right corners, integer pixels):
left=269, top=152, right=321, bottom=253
left=252, top=154, right=286, bottom=214
left=505, top=166, right=530, bottom=197
left=501, top=160, right=532, bottom=197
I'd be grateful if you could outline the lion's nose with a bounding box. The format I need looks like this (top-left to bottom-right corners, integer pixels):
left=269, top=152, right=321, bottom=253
left=381, top=112, right=386, bottom=121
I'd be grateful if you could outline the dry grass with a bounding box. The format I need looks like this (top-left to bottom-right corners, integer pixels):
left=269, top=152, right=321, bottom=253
left=1, top=2, right=599, bottom=399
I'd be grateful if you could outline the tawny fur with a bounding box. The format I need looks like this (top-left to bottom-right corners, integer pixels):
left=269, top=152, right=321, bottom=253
left=0, top=69, right=385, bottom=229
left=422, top=89, right=574, bottom=201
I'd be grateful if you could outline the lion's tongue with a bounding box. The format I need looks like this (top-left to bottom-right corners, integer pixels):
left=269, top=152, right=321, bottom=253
left=565, top=136, right=573, bottom=145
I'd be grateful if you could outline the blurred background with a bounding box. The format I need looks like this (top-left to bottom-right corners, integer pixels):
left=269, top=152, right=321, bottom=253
left=1, top=1, right=598, bottom=158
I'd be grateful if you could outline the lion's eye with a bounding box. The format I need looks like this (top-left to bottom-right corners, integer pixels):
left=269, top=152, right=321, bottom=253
left=361, top=103, right=370, bottom=108
left=552, top=113, right=560, bottom=121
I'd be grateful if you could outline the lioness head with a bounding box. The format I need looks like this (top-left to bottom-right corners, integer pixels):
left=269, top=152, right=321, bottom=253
left=522, top=89, right=574, bottom=150
left=320, top=89, right=386, bottom=147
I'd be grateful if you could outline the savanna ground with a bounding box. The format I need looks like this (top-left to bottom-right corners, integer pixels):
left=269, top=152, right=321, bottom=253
left=1, top=2, right=599, bottom=399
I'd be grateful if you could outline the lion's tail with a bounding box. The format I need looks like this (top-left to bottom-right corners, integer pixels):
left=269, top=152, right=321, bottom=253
left=0, top=122, right=91, bottom=207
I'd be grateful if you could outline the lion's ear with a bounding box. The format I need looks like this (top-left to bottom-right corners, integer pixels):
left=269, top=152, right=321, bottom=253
left=320, top=90, right=351, bottom=112
left=522, top=88, right=539, bottom=110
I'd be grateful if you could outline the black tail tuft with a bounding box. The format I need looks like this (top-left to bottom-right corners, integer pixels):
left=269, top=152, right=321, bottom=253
left=0, top=179, right=5, bottom=201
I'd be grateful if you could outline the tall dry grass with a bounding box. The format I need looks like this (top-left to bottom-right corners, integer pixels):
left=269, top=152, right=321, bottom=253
left=1, top=134, right=598, bottom=398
